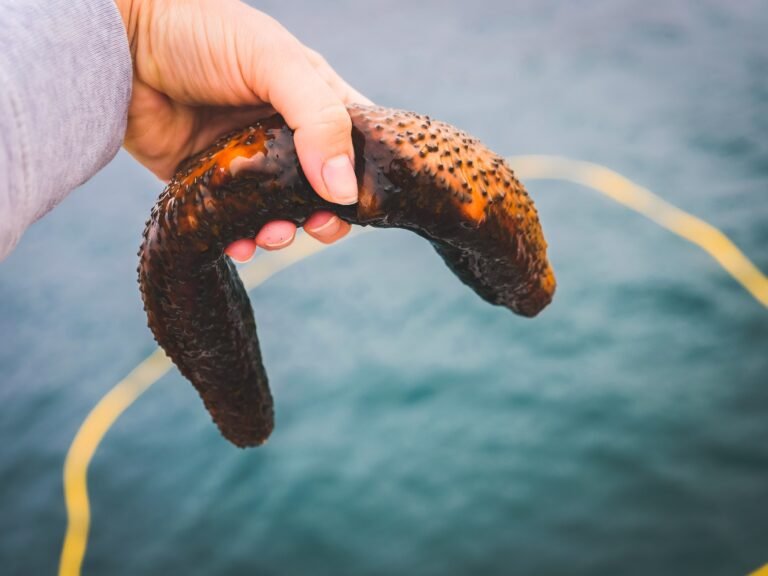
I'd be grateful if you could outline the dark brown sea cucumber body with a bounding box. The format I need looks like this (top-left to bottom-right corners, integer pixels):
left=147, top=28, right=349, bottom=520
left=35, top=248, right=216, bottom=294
left=138, top=104, right=556, bottom=448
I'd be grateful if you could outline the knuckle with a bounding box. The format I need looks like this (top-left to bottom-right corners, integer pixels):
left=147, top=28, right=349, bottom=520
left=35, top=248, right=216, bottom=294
left=305, top=47, right=329, bottom=69
left=315, top=102, right=352, bottom=129
left=305, top=103, right=353, bottom=148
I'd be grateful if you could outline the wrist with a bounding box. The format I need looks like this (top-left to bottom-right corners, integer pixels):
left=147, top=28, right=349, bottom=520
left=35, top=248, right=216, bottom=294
left=114, top=0, right=144, bottom=56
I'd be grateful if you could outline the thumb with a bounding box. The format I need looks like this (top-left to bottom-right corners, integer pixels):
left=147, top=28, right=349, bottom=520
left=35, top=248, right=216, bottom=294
left=252, top=37, right=358, bottom=205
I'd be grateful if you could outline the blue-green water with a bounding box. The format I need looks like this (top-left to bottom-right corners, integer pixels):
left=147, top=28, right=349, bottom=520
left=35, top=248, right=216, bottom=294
left=1, top=1, right=767, bottom=574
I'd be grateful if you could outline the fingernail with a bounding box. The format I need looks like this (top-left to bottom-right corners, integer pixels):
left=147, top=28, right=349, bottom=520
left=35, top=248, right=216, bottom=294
left=228, top=253, right=252, bottom=264
left=263, top=232, right=295, bottom=249
left=322, top=155, right=358, bottom=205
left=225, top=240, right=254, bottom=263
left=306, top=215, right=340, bottom=235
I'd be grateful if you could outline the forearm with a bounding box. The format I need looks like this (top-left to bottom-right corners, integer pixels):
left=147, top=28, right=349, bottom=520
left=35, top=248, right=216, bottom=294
left=0, top=0, right=132, bottom=259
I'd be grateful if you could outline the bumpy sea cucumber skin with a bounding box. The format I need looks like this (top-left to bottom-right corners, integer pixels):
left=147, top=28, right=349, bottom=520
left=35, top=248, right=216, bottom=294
left=138, top=105, right=556, bottom=448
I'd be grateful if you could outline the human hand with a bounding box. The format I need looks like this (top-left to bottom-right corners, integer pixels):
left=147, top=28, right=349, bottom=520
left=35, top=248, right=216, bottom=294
left=115, top=0, right=371, bottom=260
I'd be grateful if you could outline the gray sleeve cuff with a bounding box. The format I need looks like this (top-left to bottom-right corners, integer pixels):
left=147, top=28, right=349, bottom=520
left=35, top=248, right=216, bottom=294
left=0, top=0, right=132, bottom=260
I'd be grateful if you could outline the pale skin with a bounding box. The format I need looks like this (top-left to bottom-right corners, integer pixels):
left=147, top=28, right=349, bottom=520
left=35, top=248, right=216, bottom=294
left=115, top=0, right=371, bottom=261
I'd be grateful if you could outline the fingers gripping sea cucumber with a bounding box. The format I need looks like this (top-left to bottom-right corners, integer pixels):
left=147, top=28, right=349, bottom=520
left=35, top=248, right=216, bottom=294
left=138, top=105, right=556, bottom=448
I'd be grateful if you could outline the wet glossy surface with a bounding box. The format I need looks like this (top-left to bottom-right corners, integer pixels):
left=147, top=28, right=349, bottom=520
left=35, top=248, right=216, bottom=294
left=1, top=1, right=767, bottom=574
left=140, top=105, right=554, bottom=446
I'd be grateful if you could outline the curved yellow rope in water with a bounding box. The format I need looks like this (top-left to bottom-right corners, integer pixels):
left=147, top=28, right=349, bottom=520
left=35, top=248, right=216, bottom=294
left=59, top=348, right=172, bottom=576
left=509, top=155, right=768, bottom=308
left=59, top=157, right=768, bottom=576
left=58, top=229, right=356, bottom=576
left=751, top=564, right=768, bottom=576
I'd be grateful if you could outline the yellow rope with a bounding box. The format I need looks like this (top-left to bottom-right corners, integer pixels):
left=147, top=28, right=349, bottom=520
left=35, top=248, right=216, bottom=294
left=751, top=565, right=768, bottom=576
left=59, top=349, right=172, bottom=576
left=509, top=155, right=768, bottom=309
left=58, top=157, right=768, bottom=576
left=58, top=229, right=361, bottom=576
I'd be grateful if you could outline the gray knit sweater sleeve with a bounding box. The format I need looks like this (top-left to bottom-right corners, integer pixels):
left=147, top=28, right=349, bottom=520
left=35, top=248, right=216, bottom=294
left=0, top=0, right=132, bottom=260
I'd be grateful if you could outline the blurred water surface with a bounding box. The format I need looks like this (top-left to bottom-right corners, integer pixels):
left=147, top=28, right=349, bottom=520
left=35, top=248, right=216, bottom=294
left=1, top=1, right=767, bottom=574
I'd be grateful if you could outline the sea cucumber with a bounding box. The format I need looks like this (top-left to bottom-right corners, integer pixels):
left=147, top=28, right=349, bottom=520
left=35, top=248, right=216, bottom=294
left=138, top=104, right=556, bottom=447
